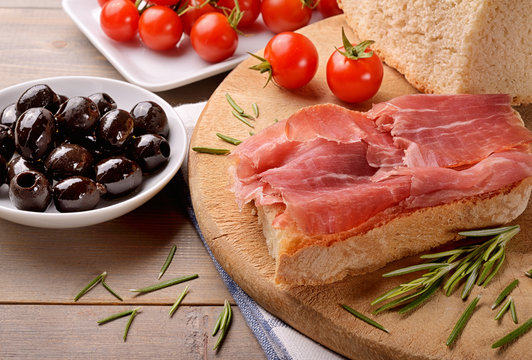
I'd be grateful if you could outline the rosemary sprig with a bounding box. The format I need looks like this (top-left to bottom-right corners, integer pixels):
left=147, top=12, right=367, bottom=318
left=169, top=285, right=189, bottom=317
left=446, top=295, right=480, bottom=347
left=192, top=147, right=230, bottom=155
left=123, top=307, right=139, bottom=342
left=129, top=274, right=199, bottom=294
left=213, top=299, right=232, bottom=351
left=341, top=304, right=389, bottom=333
left=494, top=298, right=512, bottom=321
left=216, top=133, right=242, bottom=145
left=492, top=279, right=519, bottom=309
left=74, top=272, right=106, bottom=301
left=492, top=317, right=532, bottom=348
left=158, top=245, right=176, bottom=280
left=372, top=226, right=520, bottom=314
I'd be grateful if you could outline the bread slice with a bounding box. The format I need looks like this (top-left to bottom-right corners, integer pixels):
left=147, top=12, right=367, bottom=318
left=259, top=178, right=532, bottom=286
left=338, top=0, right=532, bottom=104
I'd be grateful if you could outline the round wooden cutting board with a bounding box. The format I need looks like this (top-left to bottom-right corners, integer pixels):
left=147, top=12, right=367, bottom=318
left=188, top=15, right=532, bottom=360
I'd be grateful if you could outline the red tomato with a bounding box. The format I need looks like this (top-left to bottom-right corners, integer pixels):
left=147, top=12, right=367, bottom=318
left=98, top=0, right=134, bottom=6
left=180, top=0, right=217, bottom=35
left=149, top=0, right=181, bottom=5
left=190, top=12, right=238, bottom=63
left=138, top=6, right=183, bottom=50
left=326, top=36, right=383, bottom=103
left=100, top=0, right=140, bottom=42
left=261, top=0, right=312, bottom=33
left=217, top=0, right=261, bottom=28
left=252, top=32, right=318, bottom=89
left=316, top=0, right=342, bottom=18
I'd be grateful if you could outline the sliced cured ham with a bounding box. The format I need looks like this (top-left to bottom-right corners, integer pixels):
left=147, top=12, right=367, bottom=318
left=230, top=94, right=532, bottom=236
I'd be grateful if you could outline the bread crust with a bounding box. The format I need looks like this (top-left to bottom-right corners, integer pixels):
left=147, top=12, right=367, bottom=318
left=258, top=178, right=532, bottom=286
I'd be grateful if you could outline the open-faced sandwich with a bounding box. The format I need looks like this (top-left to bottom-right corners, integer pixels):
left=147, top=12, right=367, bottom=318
left=229, top=94, right=532, bottom=286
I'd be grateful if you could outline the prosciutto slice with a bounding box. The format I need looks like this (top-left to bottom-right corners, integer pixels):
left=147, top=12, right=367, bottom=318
left=230, top=95, right=532, bottom=235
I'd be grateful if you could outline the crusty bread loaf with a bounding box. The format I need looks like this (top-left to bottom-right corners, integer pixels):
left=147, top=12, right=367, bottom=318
left=259, top=178, right=532, bottom=286
left=338, top=0, right=532, bottom=104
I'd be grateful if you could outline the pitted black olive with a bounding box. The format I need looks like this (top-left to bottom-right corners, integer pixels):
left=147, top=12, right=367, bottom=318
left=6, top=156, right=45, bottom=185
left=128, top=134, right=170, bottom=172
left=15, top=107, right=56, bottom=160
left=58, top=94, right=69, bottom=106
left=96, top=109, right=134, bottom=150
left=88, top=92, right=117, bottom=116
left=53, top=176, right=106, bottom=212
left=95, top=156, right=142, bottom=197
left=16, top=84, right=61, bottom=116
left=0, top=154, right=7, bottom=186
left=55, top=96, right=100, bottom=138
left=131, top=101, right=169, bottom=138
left=0, top=124, right=15, bottom=160
left=0, top=103, right=17, bottom=129
left=9, top=170, right=51, bottom=212
left=44, top=144, right=94, bottom=180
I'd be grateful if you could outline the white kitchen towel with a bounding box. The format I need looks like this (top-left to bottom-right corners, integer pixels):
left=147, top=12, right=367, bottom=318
left=174, top=102, right=344, bottom=360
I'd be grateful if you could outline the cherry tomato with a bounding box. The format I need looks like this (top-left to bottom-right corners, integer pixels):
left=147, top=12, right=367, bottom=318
left=316, top=0, right=342, bottom=18
left=100, top=0, right=140, bottom=42
left=326, top=33, right=383, bottom=103
left=217, top=0, right=261, bottom=28
left=181, top=0, right=218, bottom=35
left=251, top=32, right=318, bottom=89
left=190, top=12, right=238, bottom=63
left=98, top=0, right=134, bottom=7
left=261, top=0, right=312, bottom=33
left=138, top=6, right=183, bottom=51
left=149, top=0, right=181, bottom=5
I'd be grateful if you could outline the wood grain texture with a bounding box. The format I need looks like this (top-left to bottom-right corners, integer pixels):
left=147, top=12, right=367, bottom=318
left=189, top=15, right=532, bottom=360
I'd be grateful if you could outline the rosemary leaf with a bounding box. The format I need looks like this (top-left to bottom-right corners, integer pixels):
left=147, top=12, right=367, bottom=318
left=169, top=285, right=189, bottom=317
left=192, top=147, right=230, bottom=155
left=158, top=245, right=177, bottom=280
left=252, top=103, right=259, bottom=118
left=74, top=272, right=106, bottom=302
left=123, top=307, right=140, bottom=342
left=212, top=306, right=225, bottom=336
left=225, top=93, right=244, bottom=114
left=232, top=110, right=254, bottom=128
left=341, top=304, right=389, bottom=333
left=420, top=249, right=465, bottom=259
left=213, top=300, right=232, bottom=351
left=446, top=295, right=480, bottom=346
left=492, top=317, right=532, bottom=348
left=510, top=298, right=518, bottom=324
left=482, top=253, right=506, bottom=287
left=494, top=298, right=512, bottom=321
left=130, top=274, right=199, bottom=294
left=461, top=267, right=479, bottom=300
left=239, top=112, right=255, bottom=120
left=477, top=260, right=496, bottom=285
left=458, top=225, right=519, bottom=237
left=373, top=291, right=422, bottom=314
left=525, top=269, right=532, bottom=279
left=102, top=280, right=123, bottom=302
left=97, top=307, right=139, bottom=325
left=398, top=278, right=443, bottom=314
left=492, top=279, right=519, bottom=309
left=216, top=133, right=242, bottom=145
left=382, top=263, right=448, bottom=278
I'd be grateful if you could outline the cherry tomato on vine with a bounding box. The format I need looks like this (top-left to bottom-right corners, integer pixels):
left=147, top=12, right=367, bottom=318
left=250, top=32, right=318, bottom=89
left=217, top=0, right=261, bottom=28
left=180, top=0, right=218, bottom=35
left=149, top=0, right=181, bottom=5
left=190, top=12, right=238, bottom=63
left=261, top=0, right=312, bottom=33
left=326, top=29, right=383, bottom=103
left=138, top=6, right=183, bottom=51
left=100, top=0, right=140, bottom=42
left=316, top=0, right=343, bottom=18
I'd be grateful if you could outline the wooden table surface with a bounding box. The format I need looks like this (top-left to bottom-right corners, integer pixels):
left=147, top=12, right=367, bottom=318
left=0, top=1, right=266, bottom=359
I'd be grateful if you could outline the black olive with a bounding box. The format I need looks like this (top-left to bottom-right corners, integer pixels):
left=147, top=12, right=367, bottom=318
left=44, top=144, right=94, bottom=180
left=0, top=124, right=15, bottom=160
left=58, top=94, right=69, bottom=105
left=16, top=84, right=61, bottom=116
left=96, top=109, right=134, bottom=151
left=95, top=156, right=142, bottom=197
left=131, top=101, right=169, bottom=138
left=6, top=156, right=45, bottom=185
left=0, top=103, right=17, bottom=129
left=55, top=96, right=100, bottom=139
left=53, top=176, right=106, bottom=212
left=9, top=170, right=51, bottom=212
left=15, top=107, right=56, bottom=161
left=0, top=154, right=7, bottom=186
left=88, top=92, right=117, bottom=116
left=128, top=134, right=170, bottom=172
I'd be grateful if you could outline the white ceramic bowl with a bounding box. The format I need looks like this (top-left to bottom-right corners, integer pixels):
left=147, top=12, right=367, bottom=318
left=0, top=76, right=187, bottom=228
